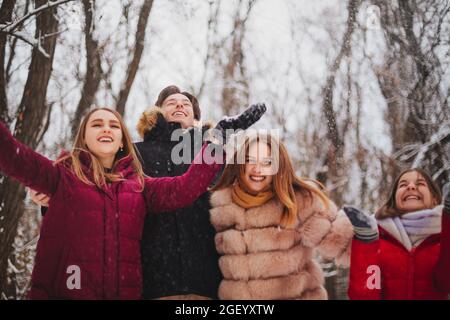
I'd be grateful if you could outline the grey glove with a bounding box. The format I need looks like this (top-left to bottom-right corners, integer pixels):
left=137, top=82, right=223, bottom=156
left=443, top=182, right=450, bottom=215
left=213, top=103, right=267, bottom=144
left=343, top=205, right=379, bottom=243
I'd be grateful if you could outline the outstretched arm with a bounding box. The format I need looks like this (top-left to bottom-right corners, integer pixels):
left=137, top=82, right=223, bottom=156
left=0, top=122, right=60, bottom=196
left=145, top=103, right=267, bottom=213
left=144, top=143, right=222, bottom=213
left=343, top=206, right=382, bottom=300
left=348, top=237, right=382, bottom=300
left=298, top=197, right=354, bottom=267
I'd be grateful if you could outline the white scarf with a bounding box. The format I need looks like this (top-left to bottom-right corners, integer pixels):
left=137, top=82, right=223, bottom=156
left=377, top=205, right=442, bottom=251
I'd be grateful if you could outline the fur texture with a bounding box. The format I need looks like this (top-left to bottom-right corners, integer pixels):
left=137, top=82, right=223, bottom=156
left=210, top=187, right=353, bottom=300
left=136, top=106, right=214, bottom=139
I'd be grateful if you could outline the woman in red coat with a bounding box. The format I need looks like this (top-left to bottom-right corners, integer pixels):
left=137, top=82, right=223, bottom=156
left=0, top=105, right=265, bottom=299
left=344, top=169, right=450, bottom=300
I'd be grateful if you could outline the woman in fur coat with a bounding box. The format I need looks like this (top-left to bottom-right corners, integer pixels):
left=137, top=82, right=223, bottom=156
left=209, top=133, right=354, bottom=300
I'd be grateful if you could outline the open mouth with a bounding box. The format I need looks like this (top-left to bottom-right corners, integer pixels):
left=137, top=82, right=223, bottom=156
left=172, top=111, right=186, bottom=117
left=249, top=175, right=266, bottom=182
left=98, top=136, right=113, bottom=143
left=403, top=195, right=421, bottom=201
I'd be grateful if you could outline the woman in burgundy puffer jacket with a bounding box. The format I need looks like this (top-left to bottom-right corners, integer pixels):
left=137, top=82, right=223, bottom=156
left=0, top=105, right=265, bottom=299
left=344, top=169, right=450, bottom=300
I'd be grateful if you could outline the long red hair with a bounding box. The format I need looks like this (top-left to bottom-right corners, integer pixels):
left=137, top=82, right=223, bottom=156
left=212, top=133, right=330, bottom=228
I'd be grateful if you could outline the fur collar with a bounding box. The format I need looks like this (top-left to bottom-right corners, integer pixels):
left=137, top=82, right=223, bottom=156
left=136, top=106, right=214, bottom=140
left=210, top=187, right=327, bottom=232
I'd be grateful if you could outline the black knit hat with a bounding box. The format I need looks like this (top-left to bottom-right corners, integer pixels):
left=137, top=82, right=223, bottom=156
left=155, top=85, right=201, bottom=120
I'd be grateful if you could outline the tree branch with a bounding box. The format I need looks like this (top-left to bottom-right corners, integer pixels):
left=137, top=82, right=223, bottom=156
left=116, top=0, right=154, bottom=117
left=0, top=0, right=74, bottom=33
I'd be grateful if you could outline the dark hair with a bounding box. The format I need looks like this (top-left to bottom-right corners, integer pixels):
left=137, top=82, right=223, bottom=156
left=154, top=85, right=201, bottom=120
left=375, top=168, right=442, bottom=219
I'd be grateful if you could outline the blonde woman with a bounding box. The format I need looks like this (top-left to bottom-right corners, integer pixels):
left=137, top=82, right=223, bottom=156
left=209, top=133, right=354, bottom=300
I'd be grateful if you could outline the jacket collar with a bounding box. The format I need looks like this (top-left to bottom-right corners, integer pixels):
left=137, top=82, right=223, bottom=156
left=378, top=225, right=440, bottom=252
left=61, top=149, right=136, bottom=180
left=137, top=106, right=214, bottom=143
left=377, top=206, right=442, bottom=251
left=143, top=114, right=182, bottom=142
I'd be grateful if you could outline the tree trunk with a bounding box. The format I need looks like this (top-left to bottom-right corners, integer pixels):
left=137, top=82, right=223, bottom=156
left=320, top=0, right=360, bottom=205
left=0, top=0, right=59, bottom=299
left=375, top=0, right=450, bottom=187
left=71, top=0, right=103, bottom=139
left=116, top=0, right=154, bottom=117
left=220, top=0, right=255, bottom=115
left=0, top=0, right=16, bottom=123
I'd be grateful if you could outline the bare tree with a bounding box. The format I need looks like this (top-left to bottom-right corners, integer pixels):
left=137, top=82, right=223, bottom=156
left=0, top=0, right=16, bottom=123
left=70, top=0, right=103, bottom=139
left=195, top=0, right=222, bottom=99
left=116, top=0, right=154, bottom=117
left=69, top=0, right=154, bottom=135
left=375, top=0, right=450, bottom=187
left=220, top=0, right=256, bottom=114
left=0, top=0, right=73, bottom=52
left=0, top=0, right=66, bottom=298
left=319, top=0, right=361, bottom=206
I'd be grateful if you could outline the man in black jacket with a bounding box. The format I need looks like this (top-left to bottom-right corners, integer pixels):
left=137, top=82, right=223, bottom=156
left=135, top=85, right=221, bottom=299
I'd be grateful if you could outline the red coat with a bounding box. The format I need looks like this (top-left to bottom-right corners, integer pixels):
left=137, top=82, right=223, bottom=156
left=348, top=212, right=450, bottom=300
left=0, top=122, right=221, bottom=299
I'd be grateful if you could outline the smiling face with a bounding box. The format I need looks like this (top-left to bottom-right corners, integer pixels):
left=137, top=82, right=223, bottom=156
left=241, top=141, right=274, bottom=194
left=395, top=171, right=438, bottom=212
left=84, top=109, right=123, bottom=168
left=161, top=93, right=195, bottom=129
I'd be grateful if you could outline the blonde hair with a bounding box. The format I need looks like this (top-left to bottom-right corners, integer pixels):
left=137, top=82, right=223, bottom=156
left=212, top=133, right=330, bottom=228
left=56, top=107, right=145, bottom=190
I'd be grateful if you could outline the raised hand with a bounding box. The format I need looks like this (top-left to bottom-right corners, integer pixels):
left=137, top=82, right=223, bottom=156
left=214, top=103, right=267, bottom=143
left=342, top=205, right=379, bottom=243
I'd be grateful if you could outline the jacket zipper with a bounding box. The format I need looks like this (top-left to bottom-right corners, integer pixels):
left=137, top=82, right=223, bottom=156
left=115, top=184, right=120, bottom=298
left=408, top=247, right=416, bottom=299
left=102, top=193, right=107, bottom=299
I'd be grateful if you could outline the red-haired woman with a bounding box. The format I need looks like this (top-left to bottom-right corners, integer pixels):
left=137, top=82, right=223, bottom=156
left=209, top=133, right=354, bottom=299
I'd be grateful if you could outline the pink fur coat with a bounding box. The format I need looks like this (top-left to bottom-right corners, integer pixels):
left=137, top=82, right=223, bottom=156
left=210, top=187, right=353, bottom=300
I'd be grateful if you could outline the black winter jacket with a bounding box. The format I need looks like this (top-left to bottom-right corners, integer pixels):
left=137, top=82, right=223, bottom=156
left=135, top=107, right=221, bottom=299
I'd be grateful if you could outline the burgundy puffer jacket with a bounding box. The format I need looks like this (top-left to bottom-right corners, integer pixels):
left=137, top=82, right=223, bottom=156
left=0, top=122, right=221, bottom=299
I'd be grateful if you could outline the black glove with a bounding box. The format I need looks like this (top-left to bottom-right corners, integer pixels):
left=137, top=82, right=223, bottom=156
left=342, top=205, right=379, bottom=243
left=213, top=103, right=267, bottom=144
left=443, top=182, right=450, bottom=215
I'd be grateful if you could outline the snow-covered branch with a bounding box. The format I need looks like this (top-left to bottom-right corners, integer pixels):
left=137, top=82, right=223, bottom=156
left=0, top=0, right=75, bottom=58
left=393, top=124, right=450, bottom=166
left=13, top=236, right=39, bottom=253
left=3, top=30, right=36, bottom=47
left=0, top=0, right=75, bottom=33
